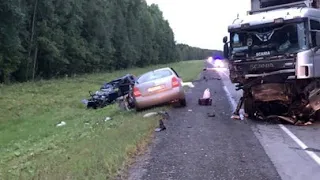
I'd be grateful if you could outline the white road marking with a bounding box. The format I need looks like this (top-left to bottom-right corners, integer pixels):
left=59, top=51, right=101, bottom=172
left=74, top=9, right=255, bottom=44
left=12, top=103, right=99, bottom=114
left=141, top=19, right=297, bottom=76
left=278, top=124, right=320, bottom=166
left=222, top=84, right=320, bottom=166
left=223, top=86, right=237, bottom=110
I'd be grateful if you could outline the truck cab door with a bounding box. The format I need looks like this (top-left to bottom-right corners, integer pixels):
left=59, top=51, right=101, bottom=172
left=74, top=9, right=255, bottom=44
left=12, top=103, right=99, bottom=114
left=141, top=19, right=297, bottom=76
left=313, top=31, right=320, bottom=53
left=312, top=32, right=320, bottom=77
left=310, top=20, right=320, bottom=78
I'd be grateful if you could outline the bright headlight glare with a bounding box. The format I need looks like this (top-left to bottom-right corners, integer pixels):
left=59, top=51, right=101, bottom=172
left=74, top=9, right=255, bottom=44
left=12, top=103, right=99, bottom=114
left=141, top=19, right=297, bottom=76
left=214, top=60, right=224, bottom=67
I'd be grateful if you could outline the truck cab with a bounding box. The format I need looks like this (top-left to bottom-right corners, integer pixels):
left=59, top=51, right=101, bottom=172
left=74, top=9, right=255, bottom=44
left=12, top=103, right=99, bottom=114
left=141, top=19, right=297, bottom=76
left=223, top=0, right=320, bottom=123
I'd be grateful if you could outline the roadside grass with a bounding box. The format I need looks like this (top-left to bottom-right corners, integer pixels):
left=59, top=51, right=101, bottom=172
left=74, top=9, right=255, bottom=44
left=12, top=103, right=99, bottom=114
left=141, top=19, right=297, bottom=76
left=0, top=60, right=204, bottom=180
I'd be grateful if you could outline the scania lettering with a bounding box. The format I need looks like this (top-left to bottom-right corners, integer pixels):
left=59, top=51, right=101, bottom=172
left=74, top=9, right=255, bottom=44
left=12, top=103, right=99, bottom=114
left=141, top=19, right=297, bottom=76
left=250, top=63, right=275, bottom=70
left=256, top=51, right=271, bottom=56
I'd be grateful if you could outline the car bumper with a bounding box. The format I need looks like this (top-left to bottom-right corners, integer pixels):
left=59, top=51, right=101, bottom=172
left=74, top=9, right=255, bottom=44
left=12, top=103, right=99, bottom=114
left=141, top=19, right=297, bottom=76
left=134, top=87, right=185, bottom=109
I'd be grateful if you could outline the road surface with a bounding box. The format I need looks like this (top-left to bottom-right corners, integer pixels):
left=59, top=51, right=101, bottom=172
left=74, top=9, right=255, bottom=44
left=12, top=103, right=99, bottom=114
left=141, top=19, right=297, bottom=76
left=127, top=61, right=320, bottom=180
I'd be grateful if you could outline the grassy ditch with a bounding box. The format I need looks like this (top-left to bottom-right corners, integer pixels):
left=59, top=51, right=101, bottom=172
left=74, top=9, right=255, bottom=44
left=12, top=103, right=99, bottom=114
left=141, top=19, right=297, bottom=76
left=0, top=60, right=204, bottom=180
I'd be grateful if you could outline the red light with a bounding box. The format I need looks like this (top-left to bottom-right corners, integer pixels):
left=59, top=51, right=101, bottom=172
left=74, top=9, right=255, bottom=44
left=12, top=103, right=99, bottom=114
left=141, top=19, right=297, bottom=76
left=133, top=86, right=141, bottom=97
left=172, top=77, right=180, bottom=87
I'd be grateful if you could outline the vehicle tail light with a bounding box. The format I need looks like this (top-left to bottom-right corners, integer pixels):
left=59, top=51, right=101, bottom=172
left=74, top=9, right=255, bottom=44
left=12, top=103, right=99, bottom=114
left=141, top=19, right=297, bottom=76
left=133, top=86, right=141, bottom=97
left=172, top=77, right=180, bottom=87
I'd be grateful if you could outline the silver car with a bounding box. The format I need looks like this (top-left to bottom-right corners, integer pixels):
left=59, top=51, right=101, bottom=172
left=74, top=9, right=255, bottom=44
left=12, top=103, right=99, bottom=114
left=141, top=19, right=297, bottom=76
left=132, top=67, right=186, bottom=111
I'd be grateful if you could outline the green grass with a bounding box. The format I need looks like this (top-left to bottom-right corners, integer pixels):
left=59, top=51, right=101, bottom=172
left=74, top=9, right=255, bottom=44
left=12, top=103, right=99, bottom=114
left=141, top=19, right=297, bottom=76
left=0, top=60, right=204, bottom=180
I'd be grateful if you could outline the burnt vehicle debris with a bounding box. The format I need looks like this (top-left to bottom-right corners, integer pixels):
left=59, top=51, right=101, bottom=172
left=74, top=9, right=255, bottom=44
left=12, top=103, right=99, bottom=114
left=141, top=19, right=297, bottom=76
left=83, top=74, right=136, bottom=109
left=223, top=0, right=320, bottom=125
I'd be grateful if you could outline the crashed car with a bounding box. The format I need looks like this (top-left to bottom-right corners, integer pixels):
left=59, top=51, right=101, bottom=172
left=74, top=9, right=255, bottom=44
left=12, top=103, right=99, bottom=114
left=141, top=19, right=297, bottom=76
left=83, top=74, right=136, bottom=109
left=130, top=67, right=186, bottom=111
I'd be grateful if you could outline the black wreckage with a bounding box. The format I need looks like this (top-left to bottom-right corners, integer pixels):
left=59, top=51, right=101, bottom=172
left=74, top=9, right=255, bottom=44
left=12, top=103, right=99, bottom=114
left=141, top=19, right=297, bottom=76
left=82, top=74, right=136, bottom=110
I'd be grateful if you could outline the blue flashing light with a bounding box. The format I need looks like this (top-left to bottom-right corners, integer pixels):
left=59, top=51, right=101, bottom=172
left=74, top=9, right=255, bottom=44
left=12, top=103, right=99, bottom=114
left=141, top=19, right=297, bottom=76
left=213, top=56, right=222, bottom=60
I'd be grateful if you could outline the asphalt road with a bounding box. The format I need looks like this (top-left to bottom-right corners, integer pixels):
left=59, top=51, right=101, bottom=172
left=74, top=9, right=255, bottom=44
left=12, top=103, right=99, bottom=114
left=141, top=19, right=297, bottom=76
left=216, top=65, right=320, bottom=180
left=127, top=61, right=320, bottom=180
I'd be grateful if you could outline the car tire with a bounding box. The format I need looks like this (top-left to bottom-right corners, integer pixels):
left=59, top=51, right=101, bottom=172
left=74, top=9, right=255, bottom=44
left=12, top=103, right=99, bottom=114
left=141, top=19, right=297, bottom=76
left=244, top=96, right=255, bottom=118
left=135, top=108, right=142, bottom=112
left=135, top=105, right=143, bottom=112
left=179, top=98, right=187, bottom=107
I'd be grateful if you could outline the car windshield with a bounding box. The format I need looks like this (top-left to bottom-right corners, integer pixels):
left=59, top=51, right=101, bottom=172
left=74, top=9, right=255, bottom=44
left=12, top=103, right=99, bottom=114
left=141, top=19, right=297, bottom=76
left=137, top=69, right=172, bottom=84
left=230, top=22, right=308, bottom=59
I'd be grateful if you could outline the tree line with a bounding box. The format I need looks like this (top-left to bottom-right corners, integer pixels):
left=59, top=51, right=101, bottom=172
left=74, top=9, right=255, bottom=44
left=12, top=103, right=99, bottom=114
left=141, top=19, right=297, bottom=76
left=0, top=0, right=218, bottom=83
left=176, top=44, right=222, bottom=61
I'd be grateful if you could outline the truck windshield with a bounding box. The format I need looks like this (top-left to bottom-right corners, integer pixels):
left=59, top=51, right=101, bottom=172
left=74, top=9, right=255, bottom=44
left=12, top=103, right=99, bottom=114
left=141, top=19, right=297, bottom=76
left=260, top=0, right=305, bottom=8
left=230, top=22, right=308, bottom=59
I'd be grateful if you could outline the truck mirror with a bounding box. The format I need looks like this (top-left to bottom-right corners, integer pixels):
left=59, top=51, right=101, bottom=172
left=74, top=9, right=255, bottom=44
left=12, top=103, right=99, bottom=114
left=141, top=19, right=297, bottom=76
left=223, top=36, right=228, bottom=43
left=223, top=43, right=229, bottom=59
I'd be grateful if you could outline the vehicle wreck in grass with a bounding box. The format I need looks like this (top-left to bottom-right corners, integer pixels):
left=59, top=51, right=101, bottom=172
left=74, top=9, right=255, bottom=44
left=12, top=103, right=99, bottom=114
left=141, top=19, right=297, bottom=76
left=82, top=74, right=136, bottom=110
left=82, top=67, right=195, bottom=112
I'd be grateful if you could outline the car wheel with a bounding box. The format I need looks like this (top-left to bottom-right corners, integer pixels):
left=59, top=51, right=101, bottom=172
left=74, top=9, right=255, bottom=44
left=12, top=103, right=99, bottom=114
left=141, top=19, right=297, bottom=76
left=135, top=105, right=143, bottom=112
left=126, top=95, right=135, bottom=109
left=179, top=98, right=187, bottom=107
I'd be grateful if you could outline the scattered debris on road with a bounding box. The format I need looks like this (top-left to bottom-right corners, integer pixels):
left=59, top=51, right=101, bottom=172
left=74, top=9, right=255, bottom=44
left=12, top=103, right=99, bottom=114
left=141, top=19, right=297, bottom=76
left=304, top=121, right=313, bottom=126
left=142, top=111, right=169, bottom=132
left=231, top=96, right=316, bottom=125
left=155, top=119, right=166, bottom=132
left=207, top=113, right=216, bottom=117
left=231, top=114, right=240, bottom=120
left=231, top=114, right=244, bottom=121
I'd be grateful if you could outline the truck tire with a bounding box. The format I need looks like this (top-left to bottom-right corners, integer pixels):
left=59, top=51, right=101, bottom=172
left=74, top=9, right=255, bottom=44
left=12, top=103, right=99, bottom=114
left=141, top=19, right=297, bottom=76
left=244, top=96, right=255, bottom=118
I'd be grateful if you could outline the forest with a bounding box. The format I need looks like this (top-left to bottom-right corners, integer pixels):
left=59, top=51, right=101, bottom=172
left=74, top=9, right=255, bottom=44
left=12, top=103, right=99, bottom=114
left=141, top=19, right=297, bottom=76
left=176, top=43, right=222, bottom=61
left=0, top=0, right=219, bottom=83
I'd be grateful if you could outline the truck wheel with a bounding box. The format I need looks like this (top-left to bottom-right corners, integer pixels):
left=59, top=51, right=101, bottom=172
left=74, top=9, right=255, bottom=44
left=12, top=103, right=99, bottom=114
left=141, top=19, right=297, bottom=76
left=244, top=96, right=255, bottom=118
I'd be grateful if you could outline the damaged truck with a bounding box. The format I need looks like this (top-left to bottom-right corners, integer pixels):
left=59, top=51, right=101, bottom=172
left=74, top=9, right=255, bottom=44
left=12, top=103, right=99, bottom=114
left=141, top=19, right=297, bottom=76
left=223, top=0, right=320, bottom=124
